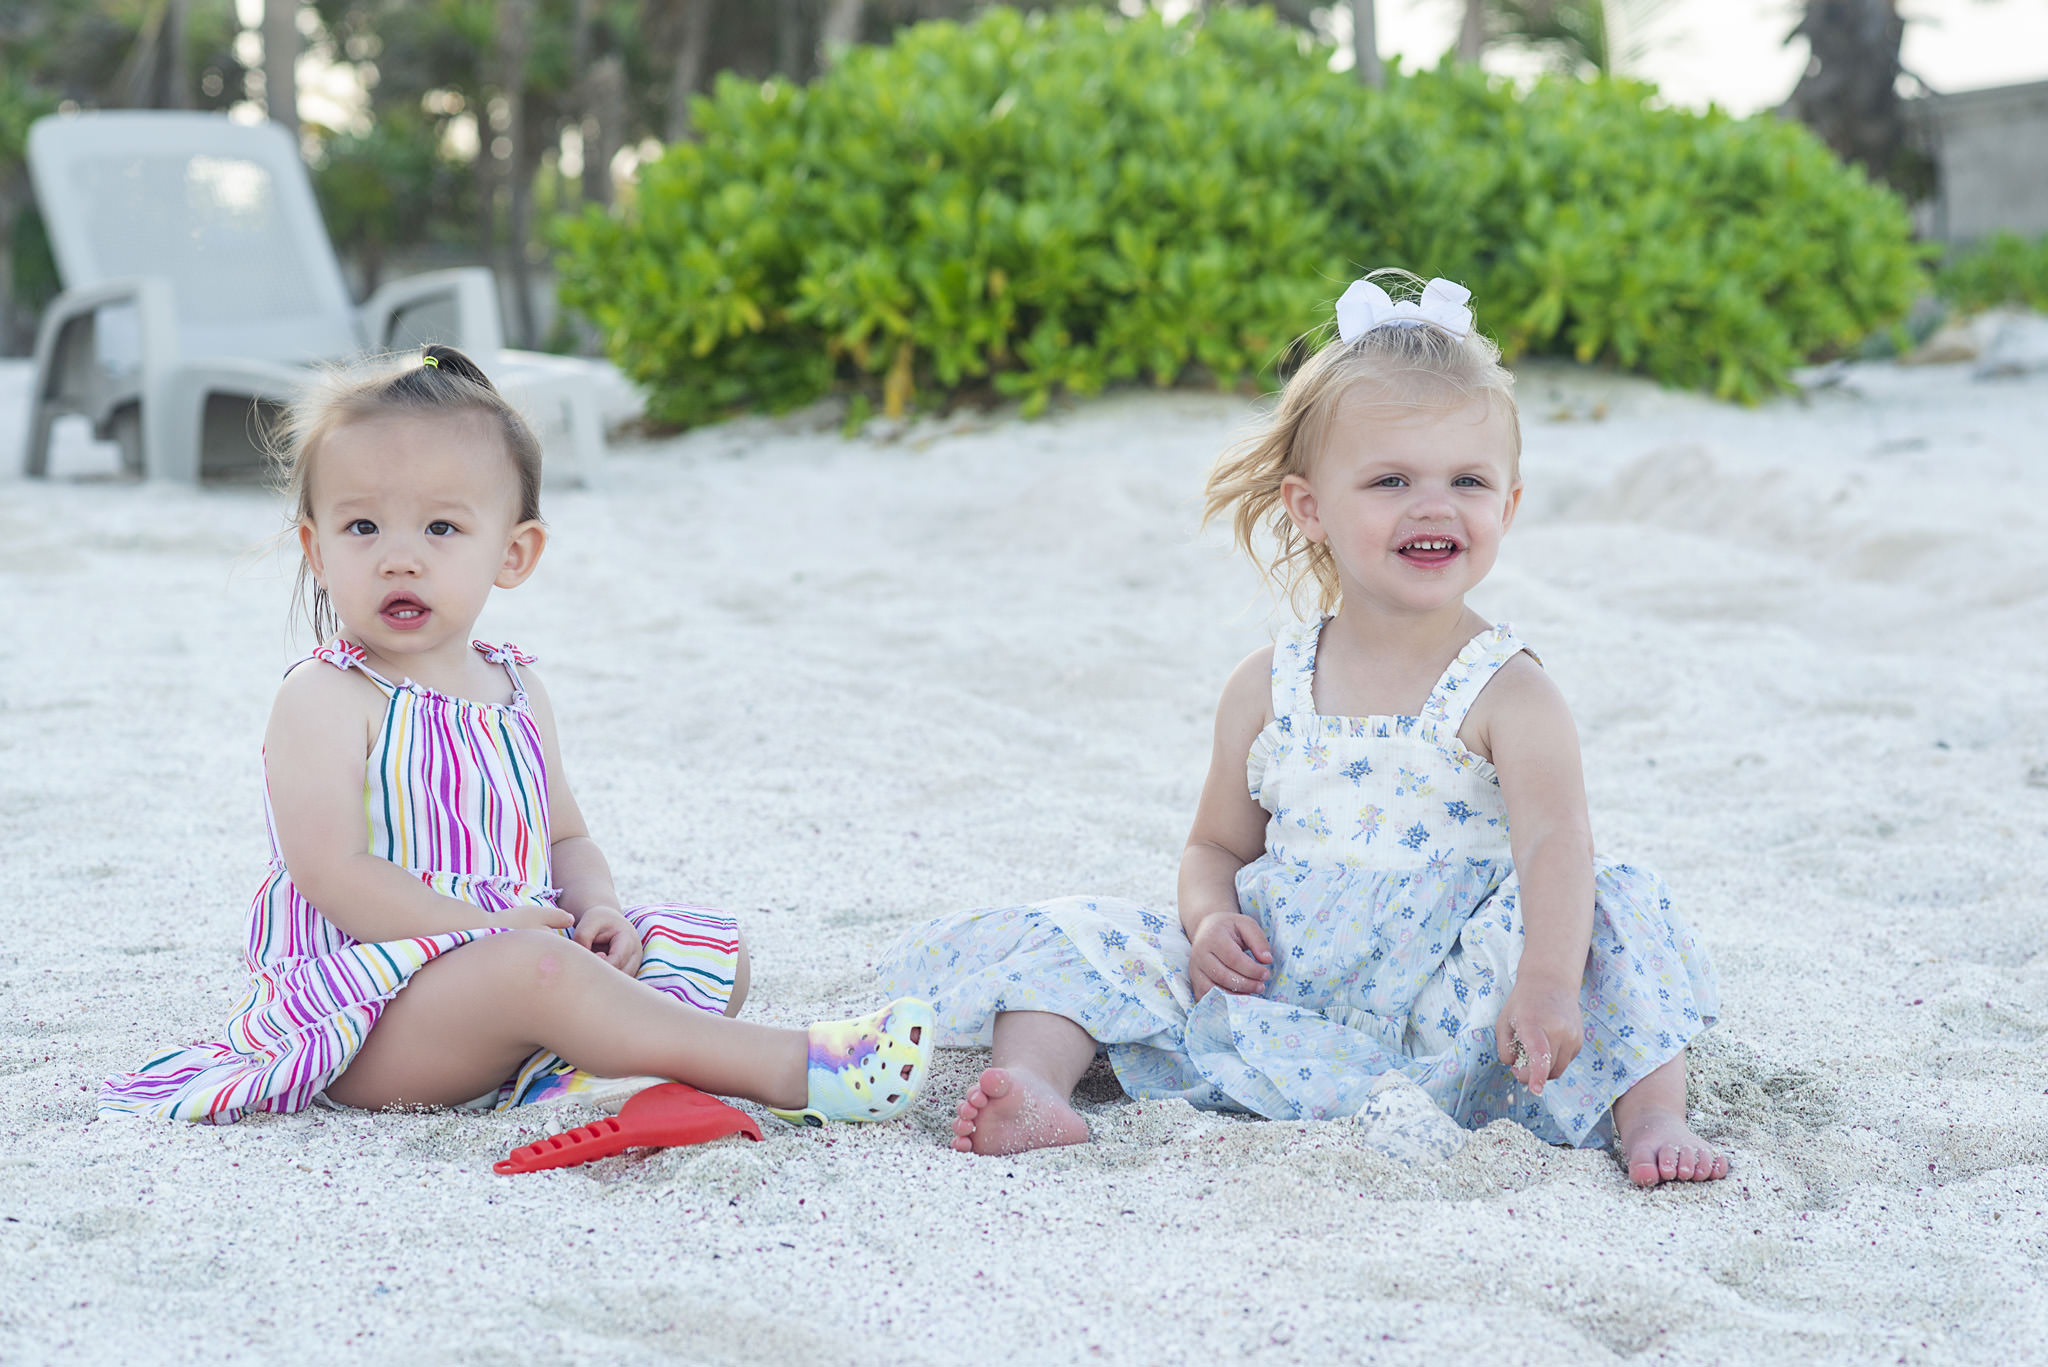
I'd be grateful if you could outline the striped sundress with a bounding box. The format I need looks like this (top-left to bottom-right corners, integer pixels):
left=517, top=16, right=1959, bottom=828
left=100, top=639, right=742, bottom=1124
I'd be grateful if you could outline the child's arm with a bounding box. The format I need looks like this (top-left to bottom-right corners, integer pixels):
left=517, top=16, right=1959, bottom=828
left=1469, top=654, right=1597, bottom=1095
left=521, top=670, right=641, bottom=974
left=264, top=664, right=575, bottom=942
left=1178, top=648, right=1278, bottom=1001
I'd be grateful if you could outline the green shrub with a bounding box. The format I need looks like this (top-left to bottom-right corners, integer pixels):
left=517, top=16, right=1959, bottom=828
left=1935, top=233, right=2048, bottom=314
left=554, top=7, right=1926, bottom=428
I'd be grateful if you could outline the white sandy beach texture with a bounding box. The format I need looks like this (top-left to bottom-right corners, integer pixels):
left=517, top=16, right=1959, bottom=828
left=2, top=352, right=2046, bottom=1365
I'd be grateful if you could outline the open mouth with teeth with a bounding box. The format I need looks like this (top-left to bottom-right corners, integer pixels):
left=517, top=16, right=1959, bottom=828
left=379, top=592, right=430, bottom=630
left=1396, top=536, right=1462, bottom=567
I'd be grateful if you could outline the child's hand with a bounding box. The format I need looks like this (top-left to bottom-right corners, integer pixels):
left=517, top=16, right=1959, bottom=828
left=1189, top=913, right=1274, bottom=1002
left=1495, top=977, right=1582, bottom=1096
left=573, top=906, right=644, bottom=976
left=496, top=903, right=577, bottom=934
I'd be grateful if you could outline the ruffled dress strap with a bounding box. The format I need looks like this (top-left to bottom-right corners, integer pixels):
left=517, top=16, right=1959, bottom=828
left=1248, top=618, right=1326, bottom=807
left=1269, top=617, right=1325, bottom=718
left=302, top=638, right=397, bottom=695
left=1421, top=624, right=1539, bottom=734
left=472, top=640, right=536, bottom=703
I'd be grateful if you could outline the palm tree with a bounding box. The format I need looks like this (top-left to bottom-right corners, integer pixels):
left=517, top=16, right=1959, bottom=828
left=1457, top=0, right=1675, bottom=75
left=263, top=0, right=298, bottom=137
left=1355, top=0, right=1382, bottom=87
left=1782, top=0, right=1930, bottom=196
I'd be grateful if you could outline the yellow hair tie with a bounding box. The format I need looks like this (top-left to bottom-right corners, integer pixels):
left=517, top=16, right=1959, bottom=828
left=421, top=354, right=440, bottom=369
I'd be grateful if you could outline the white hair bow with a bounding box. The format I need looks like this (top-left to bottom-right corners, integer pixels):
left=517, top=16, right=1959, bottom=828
left=1335, top=276, right=1474, bottom=344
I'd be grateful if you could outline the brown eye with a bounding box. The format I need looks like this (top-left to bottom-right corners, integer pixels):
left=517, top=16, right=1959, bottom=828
left=347, top=519, right=377, bottom=535
left=427, top=521, right=457, bottom=536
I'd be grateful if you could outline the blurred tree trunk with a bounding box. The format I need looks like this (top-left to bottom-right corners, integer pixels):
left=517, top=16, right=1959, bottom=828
left=0, top=187, right=22, bottom=354
left=664, top=0, right=716, bottom=142
left=1783, top=0, right=1930, bottom=196
left=571, top=0, right=616, bottom=204
left=819, top=0, right=863, bottom=64
left=123, top=0, right=192, bottom=108
left=263, top=0, right=298, bottom=138
left=498, top=0, right=537, bottom=349
left=774, top=0, right=807, bottom=81
left=581, top=55, right=624, bottom=206
left=1456, top=0, right=1486, bottom=59
left=1353, top=0, right=1382, bottom=87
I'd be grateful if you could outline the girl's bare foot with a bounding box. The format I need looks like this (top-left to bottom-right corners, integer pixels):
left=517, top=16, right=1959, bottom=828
left=1618, top=1107, right=1728, bottom=1187
left=1609, top=1051, right=1727, bottom=1188
left=952, top=1067, right=1089, bottom=1156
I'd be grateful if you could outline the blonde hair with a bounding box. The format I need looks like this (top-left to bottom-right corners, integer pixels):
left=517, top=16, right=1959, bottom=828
left=1204, top=269, right=1521, bottom=615
left=273, top=344, right=545, bottom=643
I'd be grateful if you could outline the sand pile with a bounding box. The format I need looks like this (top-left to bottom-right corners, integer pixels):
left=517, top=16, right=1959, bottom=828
left=2, top=353, right=2044, bottom=1364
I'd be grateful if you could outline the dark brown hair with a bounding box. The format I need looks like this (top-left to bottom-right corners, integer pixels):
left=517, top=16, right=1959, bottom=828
left=272, top=345, right=544, bottom=642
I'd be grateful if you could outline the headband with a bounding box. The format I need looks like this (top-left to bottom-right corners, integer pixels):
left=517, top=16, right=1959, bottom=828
left=1335, top=276, right=1473, bottom=344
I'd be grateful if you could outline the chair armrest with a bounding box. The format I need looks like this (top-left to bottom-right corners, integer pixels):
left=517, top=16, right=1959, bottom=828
left=28, top=275, right=179, bottom=410
left=24, top=276, right=179, bottom=477
left=31, top=276, right=181, bottom=378
left=360, top=267, right=505, bottom=355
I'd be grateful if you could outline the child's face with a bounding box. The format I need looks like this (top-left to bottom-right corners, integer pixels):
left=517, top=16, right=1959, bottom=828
left=298, top=412, right=544, bottom=662
left=1281, top=390, right=1521, bottom=617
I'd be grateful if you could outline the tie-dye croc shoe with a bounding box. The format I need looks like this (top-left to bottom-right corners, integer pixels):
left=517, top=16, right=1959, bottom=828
left=768, top=997, right=937, bottom=1127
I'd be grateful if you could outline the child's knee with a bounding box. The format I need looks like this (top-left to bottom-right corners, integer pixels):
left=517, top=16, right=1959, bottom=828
left=490, top=928, right=590, bottom=993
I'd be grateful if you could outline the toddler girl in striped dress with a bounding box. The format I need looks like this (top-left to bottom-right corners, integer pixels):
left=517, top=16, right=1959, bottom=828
left=102, top=346, right=934, bottom=1127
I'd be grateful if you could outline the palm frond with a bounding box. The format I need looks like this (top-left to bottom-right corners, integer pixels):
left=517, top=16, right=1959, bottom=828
left=1480, top=0, right=1677, bottom=75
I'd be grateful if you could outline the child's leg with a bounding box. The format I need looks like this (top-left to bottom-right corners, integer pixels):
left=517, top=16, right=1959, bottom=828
left=952, top=1009, right=1096, bottom=1156
left=327, top=930, right=807, bottom=1110
left=1609, top=1052, right=1729, bottom=1188
left=724, top=930, right=751, bottom=1016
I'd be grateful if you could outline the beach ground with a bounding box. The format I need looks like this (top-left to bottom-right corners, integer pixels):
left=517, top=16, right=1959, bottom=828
left=2, top=353, right=2045, bottom=1365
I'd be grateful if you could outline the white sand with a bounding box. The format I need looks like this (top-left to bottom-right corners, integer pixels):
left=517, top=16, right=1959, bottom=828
left=2, top=354, right=2046, bottom=1365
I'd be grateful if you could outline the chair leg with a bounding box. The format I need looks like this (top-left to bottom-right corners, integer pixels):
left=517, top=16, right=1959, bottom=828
left=108, top=404, right=144, bottom=477
left=564, top=389, right=605, bottom=488
left=142, top=380, right=205, bottom=484
left=24, top=402, right=56, bottom=478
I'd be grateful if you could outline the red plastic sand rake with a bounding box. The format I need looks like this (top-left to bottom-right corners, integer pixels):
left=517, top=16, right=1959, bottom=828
left=495, top=1083, right=762, bottom=1174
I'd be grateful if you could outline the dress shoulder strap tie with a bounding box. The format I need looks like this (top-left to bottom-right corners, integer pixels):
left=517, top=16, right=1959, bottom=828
left=472, top=640, right=536, bottom=698
left=303, top=639, right=398, bottom=694
left=1422, top=625, right=1538, bottom=735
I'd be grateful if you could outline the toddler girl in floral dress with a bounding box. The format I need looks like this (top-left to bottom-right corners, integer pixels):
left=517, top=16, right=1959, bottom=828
left=880, top=273, right=1723, bottom=1186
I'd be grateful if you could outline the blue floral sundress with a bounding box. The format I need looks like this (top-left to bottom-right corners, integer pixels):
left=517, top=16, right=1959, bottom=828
left=878, top=619, right=1719, bottom=1147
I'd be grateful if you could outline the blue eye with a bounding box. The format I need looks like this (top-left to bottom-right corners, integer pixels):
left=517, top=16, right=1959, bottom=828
left=1372, top=475, right=1406, bottom=488
left=1455, top=475, right=1487, bottom=488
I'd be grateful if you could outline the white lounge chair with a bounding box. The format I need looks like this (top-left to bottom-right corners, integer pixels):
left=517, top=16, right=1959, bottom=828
left=21, top=111, right=606, bottom=484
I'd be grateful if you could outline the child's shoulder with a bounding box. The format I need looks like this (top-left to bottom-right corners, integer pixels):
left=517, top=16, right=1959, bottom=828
left=1482, top=646, right=1556, bottom=704
left=1216, top=643, right=1278, bottom=727
left=1462, top=646, right=1574, bottom=760
left=272, top=651, right=384, bottom=720
left=1225, top=642, right=1276, bottom=691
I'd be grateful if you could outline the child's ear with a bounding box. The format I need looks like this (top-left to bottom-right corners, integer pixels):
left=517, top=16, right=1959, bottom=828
left=1279, top=473, right=1326, bottom=544
left=297, top=520, right=324, bottom=583
left=1501, top=480, right=1523, bottom=533
left=495, top=521, right=547, bottom=589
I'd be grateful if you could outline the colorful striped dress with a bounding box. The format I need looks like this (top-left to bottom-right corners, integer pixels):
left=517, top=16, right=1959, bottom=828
left=100, top=639, right=741, bottom=1124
